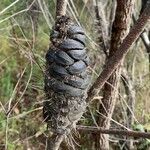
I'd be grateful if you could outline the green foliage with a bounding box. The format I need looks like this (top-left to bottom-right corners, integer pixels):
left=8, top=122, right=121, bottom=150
left=133, top=124, right=145, bottom=132
left=0, top=59, right=17, bottom=100
left=133, top=124, right=150, bottom=150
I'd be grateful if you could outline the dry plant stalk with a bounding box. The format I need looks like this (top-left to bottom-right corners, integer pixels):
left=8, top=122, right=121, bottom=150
left=87, top=0, right=150, bottom=102
left=121, top=69, right=136, bottom=149
left=87, top=1, right=150, bottom=147
left=97, top=0, right=135, bottom=149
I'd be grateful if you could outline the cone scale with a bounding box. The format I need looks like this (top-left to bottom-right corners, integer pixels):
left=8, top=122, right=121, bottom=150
left=43, top=16, right=91, bottom=135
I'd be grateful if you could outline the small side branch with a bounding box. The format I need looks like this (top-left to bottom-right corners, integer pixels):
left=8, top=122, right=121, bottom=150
left=77, top=126, right=150, bottom=139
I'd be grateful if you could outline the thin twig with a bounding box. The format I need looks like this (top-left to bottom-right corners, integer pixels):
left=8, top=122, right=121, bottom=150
left=133, top=0, right=150, bottom=72
left=77, top=125, right=150, bottom=139
left=97, top=0, right=135, bottom=148
left=133, top=15, right=150, bottom=51
left=93, top=0, right=109, bottom=56
left=0, top=0, right=36, bottom=24
left=87, top=0, right=150, bottom=102
left=109, top=0, right=117, bottom=38
left=46, top=134, right=65, bottom=150
left=121, top=69, right=136, bottom=148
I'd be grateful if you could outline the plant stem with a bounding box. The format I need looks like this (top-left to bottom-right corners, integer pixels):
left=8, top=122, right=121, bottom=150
left=46, top=133, right=65, bottom=150
left=56, top=0, right=68, bottom=17
left=77, top=125, right=150, bottom=139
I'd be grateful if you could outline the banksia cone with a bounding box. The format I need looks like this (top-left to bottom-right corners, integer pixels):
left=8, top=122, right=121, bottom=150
left=44, top=16, right=91, bottom=135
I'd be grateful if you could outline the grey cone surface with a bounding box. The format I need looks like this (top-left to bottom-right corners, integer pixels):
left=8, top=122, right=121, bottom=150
left=44, top=16, right=91, bottom=134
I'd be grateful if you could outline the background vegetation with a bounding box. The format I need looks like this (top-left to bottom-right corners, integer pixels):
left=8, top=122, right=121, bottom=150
left=0, top=0, right=150, bottom=149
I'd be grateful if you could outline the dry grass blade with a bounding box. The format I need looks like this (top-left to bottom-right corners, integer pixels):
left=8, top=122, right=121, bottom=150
left=37, top=0, right=53, bottom=29
left=0, top=0, right=20, bottom=15
left=0, top=0, right=37, bottom=24
left=7, top=66, right=27, bottom=113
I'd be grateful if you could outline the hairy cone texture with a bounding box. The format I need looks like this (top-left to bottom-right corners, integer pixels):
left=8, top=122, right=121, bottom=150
left=43, top=16, right=91, bottom=134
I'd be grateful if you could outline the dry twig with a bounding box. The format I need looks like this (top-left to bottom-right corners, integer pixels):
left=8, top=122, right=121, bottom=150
left=96, top=1, right=135, bottom=148
left=87, top=0, right=150, bottom=102
left=93, top=0, right=109, bottom=56
left=77, top=125, right=150, bottom=139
